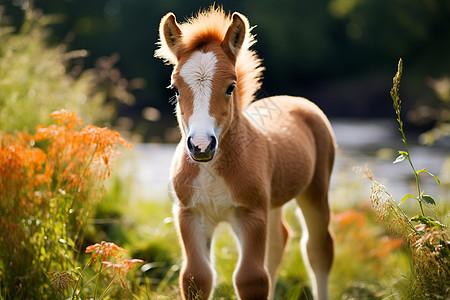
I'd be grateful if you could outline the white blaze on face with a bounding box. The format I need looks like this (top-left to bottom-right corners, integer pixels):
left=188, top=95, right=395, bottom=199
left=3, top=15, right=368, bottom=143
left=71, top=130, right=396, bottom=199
left=179, top=51, right=218, bottom=151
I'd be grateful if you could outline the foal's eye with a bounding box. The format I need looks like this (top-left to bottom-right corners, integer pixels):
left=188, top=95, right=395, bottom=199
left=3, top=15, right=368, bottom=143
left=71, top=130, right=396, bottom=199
left=225, top=84, right=235, bottom=97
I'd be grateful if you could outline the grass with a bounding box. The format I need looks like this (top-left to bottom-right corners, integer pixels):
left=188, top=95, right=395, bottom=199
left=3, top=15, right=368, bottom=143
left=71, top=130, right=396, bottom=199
left=91, top=158, right=416, bottom=299
left=85, top=148, right=416, bottom=300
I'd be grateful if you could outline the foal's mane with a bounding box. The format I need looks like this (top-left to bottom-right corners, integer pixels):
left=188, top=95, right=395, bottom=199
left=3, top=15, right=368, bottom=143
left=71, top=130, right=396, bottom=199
left=155, top=6, right=264, bottom=109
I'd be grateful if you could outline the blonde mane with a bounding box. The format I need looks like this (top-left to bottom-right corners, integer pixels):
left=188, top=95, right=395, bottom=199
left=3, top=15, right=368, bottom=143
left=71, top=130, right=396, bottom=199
left=155, top=6, right=264, bottom=109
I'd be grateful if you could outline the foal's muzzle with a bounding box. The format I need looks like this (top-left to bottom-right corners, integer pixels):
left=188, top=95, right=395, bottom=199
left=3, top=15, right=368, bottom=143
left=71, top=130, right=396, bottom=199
left=187, top=135, right=217, bottom=162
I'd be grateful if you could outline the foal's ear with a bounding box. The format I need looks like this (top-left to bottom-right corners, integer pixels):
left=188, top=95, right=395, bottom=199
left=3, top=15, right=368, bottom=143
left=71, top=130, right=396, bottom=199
left=222, top=12, right=247, bottom=61
left=159, top=13, right=183, bottom=59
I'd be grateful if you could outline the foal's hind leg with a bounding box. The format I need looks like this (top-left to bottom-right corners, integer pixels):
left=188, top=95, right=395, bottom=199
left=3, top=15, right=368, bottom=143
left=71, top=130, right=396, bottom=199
left=266, top=207, right=289, bottom=300
left=296, top=187, right=333, bottom=300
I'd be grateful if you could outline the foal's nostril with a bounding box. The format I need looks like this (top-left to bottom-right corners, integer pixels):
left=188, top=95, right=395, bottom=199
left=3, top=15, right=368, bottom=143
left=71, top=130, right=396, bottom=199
left=187, top=136, right=195, bottom=153
left=206, top=135, right=217, bottom=153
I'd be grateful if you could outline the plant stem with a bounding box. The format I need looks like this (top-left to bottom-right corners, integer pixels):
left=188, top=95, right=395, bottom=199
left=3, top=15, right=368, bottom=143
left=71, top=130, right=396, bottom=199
left=76, top=272, right=102, bottom=298
left=98, top=273, right=120, bottom=300
left=398, top=118, right=425, bottom=216
left=72, top=258, right=94, bottom=299
left=73, top=144, right=99, bottom=262
left=94, top=262, right=104, bottom=300
left=391, top=58, right=425, bottom=216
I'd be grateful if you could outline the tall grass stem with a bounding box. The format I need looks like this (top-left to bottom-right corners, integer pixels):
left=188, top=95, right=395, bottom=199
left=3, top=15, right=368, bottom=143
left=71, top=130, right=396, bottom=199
left=391, top=58, right=425, bottom=216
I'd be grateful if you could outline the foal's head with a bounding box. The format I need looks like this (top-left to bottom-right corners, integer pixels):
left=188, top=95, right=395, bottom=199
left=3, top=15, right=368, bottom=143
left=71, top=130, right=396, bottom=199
left=157, top=11, right=249, bottom=162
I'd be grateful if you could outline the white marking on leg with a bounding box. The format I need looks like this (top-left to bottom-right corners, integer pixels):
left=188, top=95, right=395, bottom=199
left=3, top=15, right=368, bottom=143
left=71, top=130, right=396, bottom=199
left=180, top=51, right=220, bottom=149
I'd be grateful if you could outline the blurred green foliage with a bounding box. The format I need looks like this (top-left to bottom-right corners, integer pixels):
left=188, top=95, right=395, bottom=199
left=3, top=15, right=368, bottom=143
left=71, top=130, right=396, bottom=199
left=0, top=6, right=137, bottom=134
left=0, top=9, right=103, bottom=133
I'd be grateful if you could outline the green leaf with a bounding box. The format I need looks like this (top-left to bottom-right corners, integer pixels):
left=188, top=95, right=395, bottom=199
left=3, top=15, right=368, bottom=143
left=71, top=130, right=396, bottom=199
left=410, top=215, right=447, bottom=228
left=410, top=215, right=430, bottom=224
left=416, top=169, right=441, bottom=184
left=400, top=193, right=417, bottom=205
left=421, top=195, right=436, bottom=205
left=428, top=219, right=446, bottom=229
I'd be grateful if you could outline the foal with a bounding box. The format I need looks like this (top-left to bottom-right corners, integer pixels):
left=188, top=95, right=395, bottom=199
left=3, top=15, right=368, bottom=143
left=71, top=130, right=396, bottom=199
left=155, top=7, right=336, bottom=300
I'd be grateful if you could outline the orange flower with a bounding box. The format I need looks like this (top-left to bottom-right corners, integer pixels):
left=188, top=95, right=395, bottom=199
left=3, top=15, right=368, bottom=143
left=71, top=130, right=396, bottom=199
left=372, top=236, right=403, bottom=258
left=49, top=109, right=83, bottom=129
left=34, top=124, right=67, bottom=140
left=333, top=209, right=367, bottom=227
left=30, top=110, right=132, bottom=194
left=80, top=125, right=132, bottom=150
left=85, top=241, right=128, bottom=262
left=0, top=136, right=47, bottom=194
left=102, top=259, right=144, bottom=274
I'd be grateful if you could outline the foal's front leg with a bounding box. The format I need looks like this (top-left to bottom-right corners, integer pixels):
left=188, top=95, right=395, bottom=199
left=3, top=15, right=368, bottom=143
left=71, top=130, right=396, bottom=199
left=176, top=206, right=215, bottom=300
left=231, top=208, right=270, bottom=300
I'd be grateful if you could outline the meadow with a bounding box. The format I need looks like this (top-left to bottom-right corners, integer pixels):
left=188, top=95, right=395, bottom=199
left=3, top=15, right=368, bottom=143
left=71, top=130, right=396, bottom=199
left=1, top=7, right=449, bottom=300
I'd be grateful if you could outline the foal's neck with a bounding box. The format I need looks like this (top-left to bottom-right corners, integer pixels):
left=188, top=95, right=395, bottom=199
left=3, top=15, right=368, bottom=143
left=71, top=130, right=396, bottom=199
left=215, top=110, right=259, bottom=168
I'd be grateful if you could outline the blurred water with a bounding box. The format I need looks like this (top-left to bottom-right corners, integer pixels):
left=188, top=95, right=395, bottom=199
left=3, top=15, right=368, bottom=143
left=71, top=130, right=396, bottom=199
left=119, top=119, right=448, bottom=204
left=332, top=119, right=448, bottom=202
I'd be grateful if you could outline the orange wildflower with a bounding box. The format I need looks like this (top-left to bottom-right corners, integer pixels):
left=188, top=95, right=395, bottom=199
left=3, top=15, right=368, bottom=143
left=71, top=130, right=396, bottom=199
left=80, top=125, right=132, bottom=150
left=49, top=109, right=83, bottom=129
left=0, top=134, right=47, bottom=195
left=1, top=110, right=133, bottom=298
left=333, top=209, right=366, bottom=227
left=85, top=241, right=128, bottom=262
left=34, top=124, right=67, bottom=140
left=30, top=110, right=132, bottom=196
left=102, top=259, right=144, bottom=274
left=372, top=236, right=403, bottom=258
